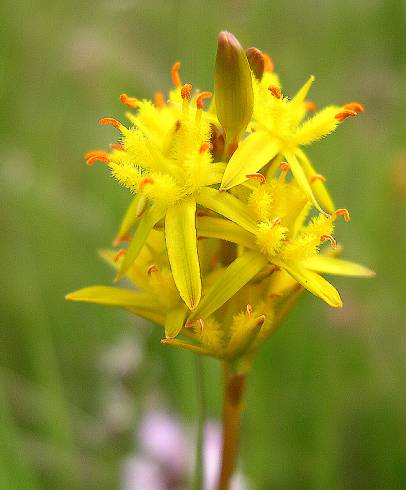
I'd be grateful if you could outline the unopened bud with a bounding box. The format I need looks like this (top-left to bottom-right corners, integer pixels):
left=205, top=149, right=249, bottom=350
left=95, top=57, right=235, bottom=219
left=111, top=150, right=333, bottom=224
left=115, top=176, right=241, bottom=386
left=215, top=31, right=254, bottom=152
left=245, top=47, right=265, bottom=80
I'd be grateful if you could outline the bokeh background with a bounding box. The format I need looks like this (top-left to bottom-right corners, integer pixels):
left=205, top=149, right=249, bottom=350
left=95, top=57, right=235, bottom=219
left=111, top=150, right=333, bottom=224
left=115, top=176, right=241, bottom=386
left=1, top=0, right=405, bottom=488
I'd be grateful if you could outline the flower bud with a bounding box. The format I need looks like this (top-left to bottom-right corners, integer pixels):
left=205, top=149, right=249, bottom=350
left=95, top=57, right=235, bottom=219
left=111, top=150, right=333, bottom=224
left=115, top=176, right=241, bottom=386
left=245, top=47, right=265, bottom=80
left=215, top=31, right=254, bottom=152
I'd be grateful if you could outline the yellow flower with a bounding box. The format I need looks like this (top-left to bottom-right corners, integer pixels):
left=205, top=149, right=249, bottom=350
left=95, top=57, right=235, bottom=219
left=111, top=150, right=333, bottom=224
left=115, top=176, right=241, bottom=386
left=220, top=68, right=365, bottom=214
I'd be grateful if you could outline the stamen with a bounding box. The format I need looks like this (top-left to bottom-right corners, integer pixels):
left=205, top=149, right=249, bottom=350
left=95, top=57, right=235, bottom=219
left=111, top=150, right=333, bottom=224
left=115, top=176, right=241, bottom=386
left=154, top=91, right=165, bottom=108
left=305, top=100, right=317, bottom=112
left=181, top=83, right=193, bottom=100
left=84, top=149, right=108, bottom=160
left=110, top=143, right=124, bottom=151
left=139, top=177, right=154, bottom=191
left=279, top=162, right=290, bottom=173
left=113, top=233, right=131, bottom=246
left=268, top=85, right=281, bottom=99
left=335, top=110, right=357, bottom=122
left=147, top=264, right=159, bottom=275
left=171, top=61, right=181, bottom=88
left=335, top=208, right=351, bottom=222
left=120, top=93, right=138, bottom=108
left=263, top=53, right=274, bottom=72
left=246, top=304, right=253, bottom=317
left=99, top=117, right=122, bottom=130
left=246, top=173, right=266, bottom=185
left=114, top=249, right=127, bottom=262
left=310, top=174, right=327, bottom=183
left=344, top=102, right=365, bottom=113
left=197, top=318, right=205, bottom=332
left=271, top=217, right=281, bottom=227
left=85, top=151, right=110, bottom=166
left=320, top=235, right=337, bottom=249
left=196, top=91, right=213, bottom=109
left=199, top=143, right=212, bottom=153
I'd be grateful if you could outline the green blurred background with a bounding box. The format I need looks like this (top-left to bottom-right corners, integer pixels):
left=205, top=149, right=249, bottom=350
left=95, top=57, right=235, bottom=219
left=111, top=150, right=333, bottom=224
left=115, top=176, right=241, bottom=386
left=1, top=0, right=405, bottom=488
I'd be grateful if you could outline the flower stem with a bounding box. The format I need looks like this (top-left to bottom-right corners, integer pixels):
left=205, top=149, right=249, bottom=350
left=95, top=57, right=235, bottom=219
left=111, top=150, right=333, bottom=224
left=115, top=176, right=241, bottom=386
left=193, top=354, right=206, bottom=490
left=217, top=362, right=247, bottom=490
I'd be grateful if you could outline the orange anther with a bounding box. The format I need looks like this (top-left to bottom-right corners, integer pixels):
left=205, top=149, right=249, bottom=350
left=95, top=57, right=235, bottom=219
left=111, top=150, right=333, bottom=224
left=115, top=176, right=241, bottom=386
left=246, top=172, right=266, bottom=185
left=268, top=85, right=281, bottom=99
left=310, top=174, right=327, bottom=183
left=147, top=264, right=159, bottom=275
left=84, top=149, right=108, bottom=160
left=344, top=102, right=365, bottom=113
left=181, top=83, right=192, bottom=100
left=271, top=217, right=281, bottom=227
left=279, top=162, right=289, bottom=172
left=171, top=61, right=181, bottom=88
left=335, top=110, right=357, bottom=122
left=110, top=143, right=124, bottom=151
left=199, top=143, right=212, bottom=153
left=139, top=177, right=154, bottom=191
left=335, top=208, right=351, bottom=222
left=85, top=151, right=110, bottom=166
left=196, top=91, right=213, bottom=109
left=305, top=100, right=317, bottom=112
left=263, top=53, right=274, bottom=72
left=99, top=117, right=121, bottom=129
left=320, top=235, right=337, bottom=249
left=120, top=93, right=138, bottom=108
left=154, top=91, right=165, bottom=108
left=114, top=249, right=127, bottom=262
left=113, top=233, right=131, bottom=247
left=246, top=304, right=253, bottom=317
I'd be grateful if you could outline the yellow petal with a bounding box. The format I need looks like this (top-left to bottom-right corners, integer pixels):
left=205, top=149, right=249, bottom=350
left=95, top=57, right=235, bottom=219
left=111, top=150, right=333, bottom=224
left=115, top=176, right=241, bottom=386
left=115, top=206, right=164, bottom=281
left=196, top=216, right=255, bottom=249
left=188, top=251, right=268, bottom=321
left=220, top=132, right=279, bottom=190
left=113, top=195, right=147, bottom=246
left=196, top=187, right=257, bottom=234
left=274, top=260, right=342, bottom=308
left=295, top=148, right=335, bottom=215
left=165, top=199, right=201, bottom=310
left=161, top=338, right=214, bottom=357
left=284, top=150, right=325, bottom=214
left=302, top=256, right=376, bottom=278
left=293, top=105, right=340, bottom=146
left=164, top=305, right=188, bottom=339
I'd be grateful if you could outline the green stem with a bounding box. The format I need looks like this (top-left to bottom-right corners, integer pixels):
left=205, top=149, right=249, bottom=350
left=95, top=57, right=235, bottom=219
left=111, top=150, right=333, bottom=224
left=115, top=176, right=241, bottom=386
left=193, top=355, right=206, bottom=490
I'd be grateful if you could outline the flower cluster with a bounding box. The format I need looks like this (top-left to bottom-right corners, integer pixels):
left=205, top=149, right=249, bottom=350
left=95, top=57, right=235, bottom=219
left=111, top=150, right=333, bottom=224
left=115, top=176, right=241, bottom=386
left=67, top=32, right=373, bottom=372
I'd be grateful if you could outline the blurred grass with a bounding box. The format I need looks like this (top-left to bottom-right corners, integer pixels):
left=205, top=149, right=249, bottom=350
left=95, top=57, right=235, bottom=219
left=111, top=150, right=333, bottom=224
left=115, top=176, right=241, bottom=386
left=1, top=0, right=405, bottom=488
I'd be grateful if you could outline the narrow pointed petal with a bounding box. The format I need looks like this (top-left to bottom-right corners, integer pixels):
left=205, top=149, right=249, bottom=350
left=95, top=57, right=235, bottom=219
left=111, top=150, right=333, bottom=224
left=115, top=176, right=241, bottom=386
left=66, top=286, right=164, bottom=324
left=296, top=148, right=335, bottom=214
left=204, top=163, right=226, bottom=185
left=302, top=256, right=376, bottom=278
left=113, top=194, right=146, bottom=246
left=196, top=187, right=257, bottom=234
left=291, top=75, right=315, bottom=107
left=164, top=305, right=188, bottom=339
left=220, top=132, right=279, bottom=190
left=65, top=286, right=157, bottom=308
left=115, top=206, right=164, bottom=281
left=226, top=315, right=264, bottom=359
left=284, top=151, right=325, bottom=214
left=161, top=339, right=214, bottom=357
left=196, top=216, right=255, bottom=249
left=189, top=251, right=268, bottom=321
left=275, top=260, right=342, bottom=308
left=165, top=199, right=201, bottom=310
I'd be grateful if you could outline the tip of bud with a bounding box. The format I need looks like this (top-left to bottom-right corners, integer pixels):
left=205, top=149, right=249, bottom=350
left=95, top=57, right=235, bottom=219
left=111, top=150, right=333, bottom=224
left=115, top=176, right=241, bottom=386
left=215, top=31, right=254, bottom=149
left=245, top=47, right=265, bottom=80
